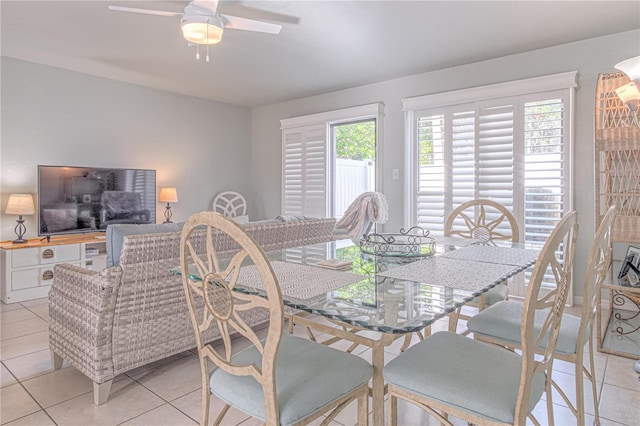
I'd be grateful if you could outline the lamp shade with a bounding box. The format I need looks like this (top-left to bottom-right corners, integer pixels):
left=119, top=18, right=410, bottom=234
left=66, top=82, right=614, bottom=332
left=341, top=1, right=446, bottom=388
left=5, top=194, right=35, bottom=215
left=615, top=82, right=640, bottom=104
left=159, top=188, right=178, bottom=203
left=615, top=56, right=640, bottom=83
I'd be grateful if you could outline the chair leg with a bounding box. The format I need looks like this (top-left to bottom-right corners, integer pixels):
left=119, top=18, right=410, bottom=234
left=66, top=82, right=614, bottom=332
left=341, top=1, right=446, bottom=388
left=575, top=351, right=586, bottom=426
left=388, top=392, right=398, bottom=426
left=93, top=380, right=113, bottom=405
left=545, top=372, right=555, bottom=426
left=51, top=350, right=63, bottom=370
left=200, top=359, right=212, bottom=426
left=357, top=387, right=369, bottom=426
left=201, top=385, right=211, bottom=426
left=448, top=310, right=461, bottom=332
left=587, top=337, right=601, bottom=425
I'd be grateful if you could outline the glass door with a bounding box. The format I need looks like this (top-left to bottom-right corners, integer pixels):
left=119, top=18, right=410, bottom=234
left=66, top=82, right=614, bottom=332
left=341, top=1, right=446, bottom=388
left=330, top=119, right=377, bottom=220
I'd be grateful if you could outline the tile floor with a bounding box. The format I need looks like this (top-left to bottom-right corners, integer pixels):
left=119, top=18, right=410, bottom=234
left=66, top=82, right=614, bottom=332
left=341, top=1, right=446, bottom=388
left=1, top=299, right=639, bottom=426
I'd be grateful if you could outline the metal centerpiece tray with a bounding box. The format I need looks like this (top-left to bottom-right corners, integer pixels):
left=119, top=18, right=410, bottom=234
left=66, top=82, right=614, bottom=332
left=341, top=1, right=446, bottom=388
left=359, top=226, right=436, bottom=257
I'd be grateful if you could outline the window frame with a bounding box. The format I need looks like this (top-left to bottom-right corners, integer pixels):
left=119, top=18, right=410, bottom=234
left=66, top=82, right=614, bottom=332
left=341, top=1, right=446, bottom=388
left=403, top=72, right=577, bottom=300
left=403, top=72, right=577, bottom=228
left=280, top=103, right=385, bottom=217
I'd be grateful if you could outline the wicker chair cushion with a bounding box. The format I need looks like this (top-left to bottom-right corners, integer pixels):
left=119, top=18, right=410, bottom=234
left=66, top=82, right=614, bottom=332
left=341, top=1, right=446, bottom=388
left=106, top=222, right=184, bottom=267
left=467, top=300, right=584, bottom=355
left=383, top=331, right=545, bottom=424
left=209, top=333, right=373, bottom=426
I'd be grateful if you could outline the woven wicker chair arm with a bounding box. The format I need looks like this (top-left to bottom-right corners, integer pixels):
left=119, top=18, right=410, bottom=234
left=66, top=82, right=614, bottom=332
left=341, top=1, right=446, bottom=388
left=53, top=264, right=121, bottom=309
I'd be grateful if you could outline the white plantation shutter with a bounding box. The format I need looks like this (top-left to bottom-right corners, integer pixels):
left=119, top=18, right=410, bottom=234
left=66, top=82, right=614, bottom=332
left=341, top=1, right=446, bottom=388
left=404, top=74, right=575, bottom=297
left=415, top=112, right=446, bottom=233
left=474, top=101, right=518, bottom=239
left=282, top=124, right=328, bottom=217
left=451, top=110, right=476, bottom=207
left=523, top=96, right=568, bottom=245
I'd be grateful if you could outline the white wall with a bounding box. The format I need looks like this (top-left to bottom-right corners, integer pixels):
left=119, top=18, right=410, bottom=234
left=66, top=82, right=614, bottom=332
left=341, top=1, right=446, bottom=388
left=251, top=29, right=640, bottom=298
left=0, top=57, right=253, bottom=240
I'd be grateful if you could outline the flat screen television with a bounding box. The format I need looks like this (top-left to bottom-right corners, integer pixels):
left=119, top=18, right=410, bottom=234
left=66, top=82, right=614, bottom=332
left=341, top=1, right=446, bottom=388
left=38, top=165, right=156, bottom=237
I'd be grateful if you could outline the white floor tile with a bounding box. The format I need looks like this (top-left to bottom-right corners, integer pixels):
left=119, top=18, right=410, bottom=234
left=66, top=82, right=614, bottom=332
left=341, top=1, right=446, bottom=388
left=0, top=302, right=23, bottom=313
left=3, top=348, right=69, bottom=382
left=46, top=377, right=164, bottom=426
left=1, top=316, right=49, bottom=341
left=0, top=331, right=49, bottom=361
left=171, top=389, right=252, bottom=426
left=22, top=366, right=94, bottom=408
left=4, top=410, right=56, bottom=425
left=19, top=298, right=49, bottom=308
left=598, top=383, right=640, bottom=425
left=1, top=363, right=18, bottom=388
left=0, top=308, right=38, bottom=325
left=130, top=354, right=202, bottom=402
left=120, top=403, right=197, bottom=425
left=604, top=354, right=640, bottom=392
left=0, top=383, right=41, bottom=424
left=25, top=304, right=49, bottom=322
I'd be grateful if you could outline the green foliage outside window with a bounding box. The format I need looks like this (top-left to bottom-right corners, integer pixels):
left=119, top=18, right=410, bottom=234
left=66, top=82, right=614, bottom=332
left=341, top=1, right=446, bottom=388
left=334, top=121, right=376, bottom=161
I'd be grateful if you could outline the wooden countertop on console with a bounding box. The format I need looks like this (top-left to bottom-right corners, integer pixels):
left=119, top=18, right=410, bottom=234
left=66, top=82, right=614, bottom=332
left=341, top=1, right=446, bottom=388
left=0, top=233, right=107, bottom=250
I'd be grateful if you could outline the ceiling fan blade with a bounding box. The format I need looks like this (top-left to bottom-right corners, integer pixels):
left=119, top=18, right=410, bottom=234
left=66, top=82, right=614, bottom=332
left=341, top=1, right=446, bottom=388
left=107, top=5, right=182, bottom=18
left=221, top=3, right=300, bottom=25
left=220, top=14, right=282, bottom=34
left=193, top=0, right=219, bottom=14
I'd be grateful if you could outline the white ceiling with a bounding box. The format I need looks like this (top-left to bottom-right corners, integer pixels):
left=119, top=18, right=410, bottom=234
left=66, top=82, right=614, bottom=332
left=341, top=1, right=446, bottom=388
left=2, top=1, right=639, bottom=107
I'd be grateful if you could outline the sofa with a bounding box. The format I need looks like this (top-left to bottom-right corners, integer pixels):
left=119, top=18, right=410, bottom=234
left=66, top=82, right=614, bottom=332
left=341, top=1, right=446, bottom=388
left=49, top=217, right=337, bottom=405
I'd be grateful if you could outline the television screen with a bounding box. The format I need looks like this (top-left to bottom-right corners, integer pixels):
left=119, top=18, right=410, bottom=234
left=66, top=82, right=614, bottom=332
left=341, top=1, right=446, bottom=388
left=38, top=165, right=156, bottom=236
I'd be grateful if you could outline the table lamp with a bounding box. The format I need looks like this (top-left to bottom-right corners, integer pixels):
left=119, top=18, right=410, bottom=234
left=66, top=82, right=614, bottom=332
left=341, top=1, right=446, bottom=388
left=5, top=194, right=35, bottom=243
left=159, top=187, right=178, bottom=224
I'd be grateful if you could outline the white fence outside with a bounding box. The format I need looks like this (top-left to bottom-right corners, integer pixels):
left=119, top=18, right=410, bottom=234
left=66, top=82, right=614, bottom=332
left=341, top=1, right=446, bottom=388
left=334, top=158, right=375, bottom=219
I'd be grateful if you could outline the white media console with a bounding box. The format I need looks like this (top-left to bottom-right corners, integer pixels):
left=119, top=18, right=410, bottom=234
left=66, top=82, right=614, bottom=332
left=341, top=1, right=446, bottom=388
left=1, top=233, right=107, bottom=303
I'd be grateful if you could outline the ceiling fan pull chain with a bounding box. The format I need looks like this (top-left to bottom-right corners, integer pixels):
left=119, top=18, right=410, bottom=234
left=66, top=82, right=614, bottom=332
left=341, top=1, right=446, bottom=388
left=206, top=17, right=210, bottom=63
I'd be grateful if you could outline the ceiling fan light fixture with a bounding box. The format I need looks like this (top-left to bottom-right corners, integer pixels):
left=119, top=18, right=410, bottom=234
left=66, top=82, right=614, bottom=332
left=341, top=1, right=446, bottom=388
left=615, top=56, right=640, bottom=83
left=181, top=15, right=223, bottom=44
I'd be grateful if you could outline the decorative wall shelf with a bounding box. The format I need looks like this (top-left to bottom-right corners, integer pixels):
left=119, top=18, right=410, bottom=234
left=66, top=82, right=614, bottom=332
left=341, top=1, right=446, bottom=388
left=595, top=72, right=640, bottom=243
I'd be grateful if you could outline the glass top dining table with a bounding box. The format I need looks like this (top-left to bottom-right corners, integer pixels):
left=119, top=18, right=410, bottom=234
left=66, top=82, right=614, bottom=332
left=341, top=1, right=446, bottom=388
left=173, top=236, right=540, bottom=335
left=172, top=235, right=540, bottom=426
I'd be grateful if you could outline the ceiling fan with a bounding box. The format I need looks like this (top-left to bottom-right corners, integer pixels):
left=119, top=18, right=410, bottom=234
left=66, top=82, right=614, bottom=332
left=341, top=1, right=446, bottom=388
left=108, top=0, right=282, bottom=60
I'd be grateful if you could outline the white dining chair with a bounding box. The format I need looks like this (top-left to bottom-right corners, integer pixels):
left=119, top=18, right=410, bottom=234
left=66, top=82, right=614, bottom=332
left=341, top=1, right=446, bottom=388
left=467, top=205, right=617, bottom=425
left=179, top=211, right=372, bottom=426
left=383, top=210, right=579, bottom=426
left=212, top=191, right=247, bottom=219
left=445, top=199, right=520, bottom=333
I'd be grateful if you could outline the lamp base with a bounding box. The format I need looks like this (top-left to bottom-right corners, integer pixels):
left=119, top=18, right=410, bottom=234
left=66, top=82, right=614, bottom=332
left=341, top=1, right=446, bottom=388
left=163, top=204, right=173, bottom=224
left=13, top=217, right=28, bottom=244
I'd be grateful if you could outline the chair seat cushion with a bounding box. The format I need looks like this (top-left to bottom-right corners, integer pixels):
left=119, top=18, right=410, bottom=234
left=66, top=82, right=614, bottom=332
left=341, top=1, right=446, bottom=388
left=210, top=333, right=372, bottom=426
left=383, top=331, right=545, bottom=424
left=476, top=283, right=509, bottom=306
left=467, top=300, right=585, bottom=355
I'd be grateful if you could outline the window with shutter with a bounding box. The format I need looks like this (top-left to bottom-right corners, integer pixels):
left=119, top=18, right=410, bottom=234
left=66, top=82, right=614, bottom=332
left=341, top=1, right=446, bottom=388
left=281, top=103, right=384, bottom=218
left=404, top=73, right=576, bottom=298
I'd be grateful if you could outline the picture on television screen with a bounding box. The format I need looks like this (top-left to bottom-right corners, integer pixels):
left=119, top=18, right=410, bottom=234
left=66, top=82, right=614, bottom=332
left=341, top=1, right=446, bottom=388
left=38, top=165, right=156, bottom=236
